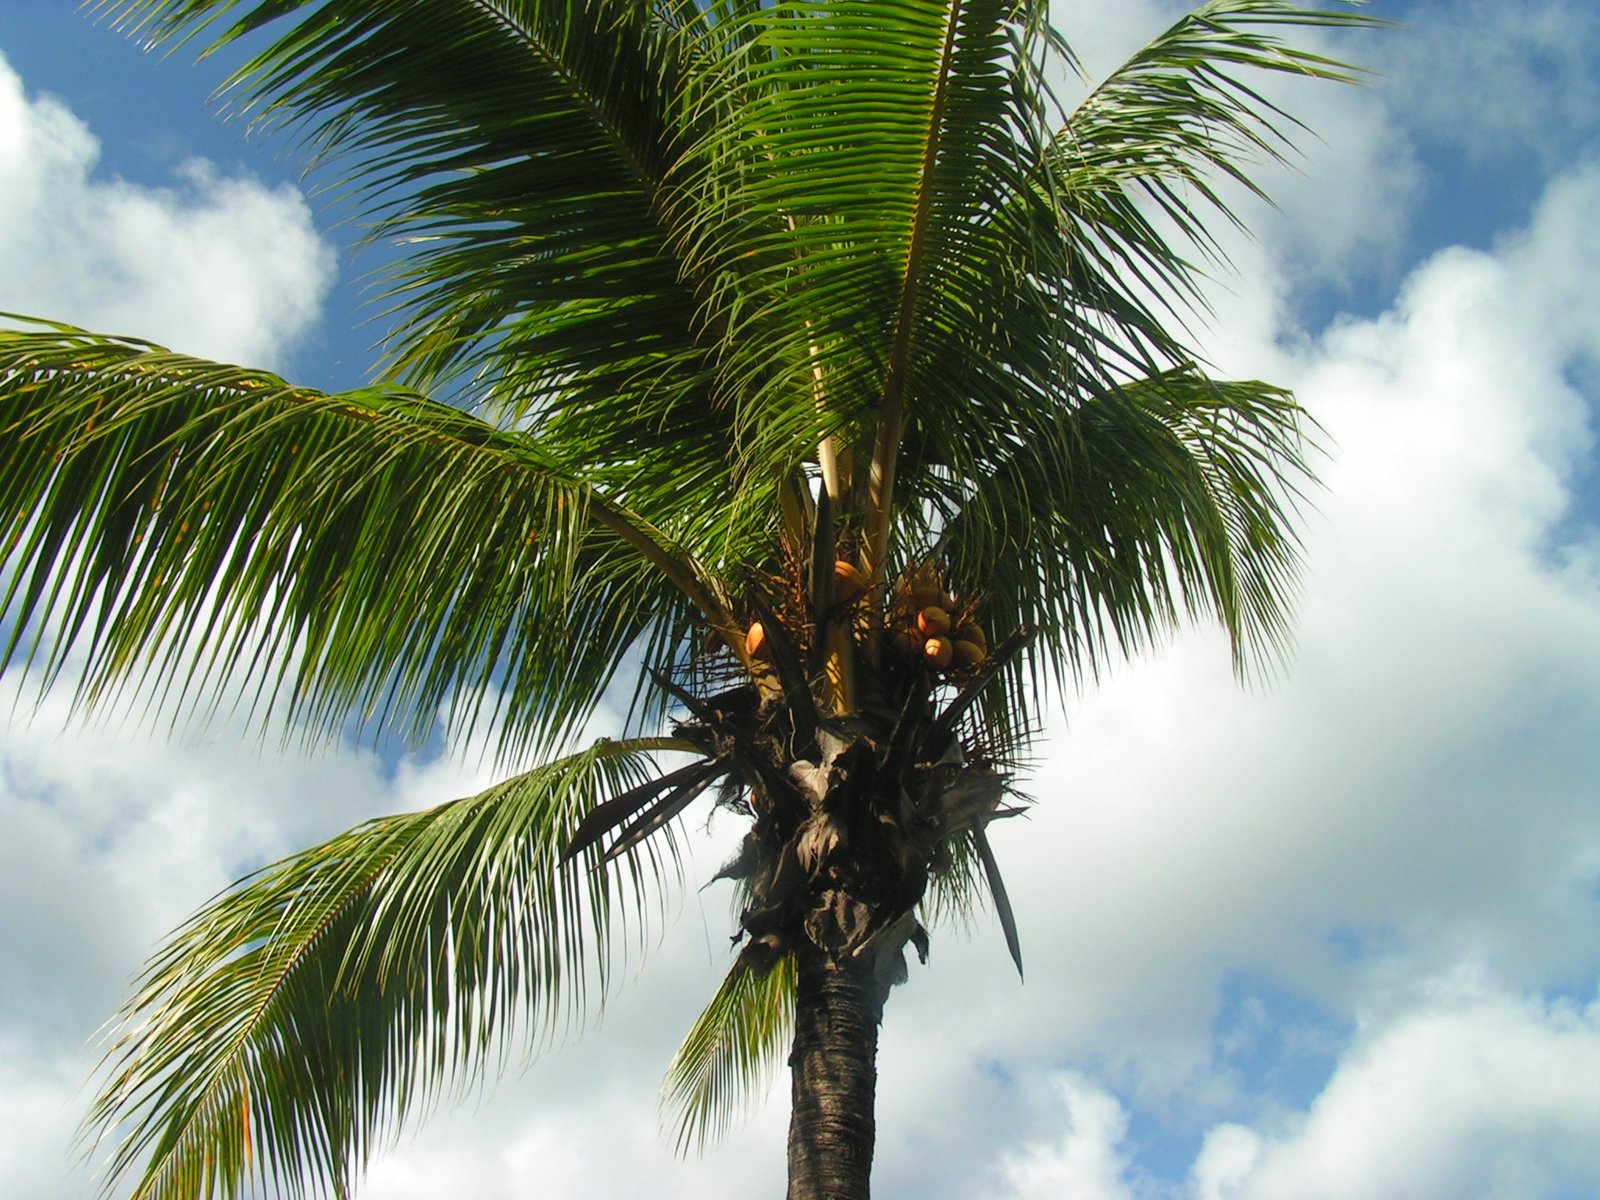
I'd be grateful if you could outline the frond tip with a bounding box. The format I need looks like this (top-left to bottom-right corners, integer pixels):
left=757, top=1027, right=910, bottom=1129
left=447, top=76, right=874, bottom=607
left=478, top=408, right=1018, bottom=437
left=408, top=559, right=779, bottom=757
left=79, top=736, right=693, bottom=1200
left=661, top=954, right=797, bottom=1155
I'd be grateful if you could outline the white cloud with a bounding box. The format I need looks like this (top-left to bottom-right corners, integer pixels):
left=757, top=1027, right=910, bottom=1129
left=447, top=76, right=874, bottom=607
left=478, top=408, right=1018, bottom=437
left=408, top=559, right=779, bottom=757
left=997, top=1074, right=1142, bottom=1200
left=0, top=694, right=452, bottom=1053
left=0, top=49, right=333, bottom=368
left=847, top=156, right=1600, bottom=1196
left=1049, top=0, right=1187, bottom=82
left=1252, top=80, right=1422, bottom=291
left=0, top=694, right=519, bottom=1200
left=1371, top=0, right=1600, bottom=167
left=0, top=1059, right=83, bottom=1200
left=1029, top=979, right=1600, bottom=1200
left=1192, top=1124, right=1265, bottom=1200
left=1195, top=976, right=1600, bottom=1200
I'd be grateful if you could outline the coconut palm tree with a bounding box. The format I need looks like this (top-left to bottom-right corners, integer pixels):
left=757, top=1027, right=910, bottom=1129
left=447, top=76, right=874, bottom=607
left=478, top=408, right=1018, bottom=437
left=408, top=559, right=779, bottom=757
left=0, top=1, right=1380, bottom=1196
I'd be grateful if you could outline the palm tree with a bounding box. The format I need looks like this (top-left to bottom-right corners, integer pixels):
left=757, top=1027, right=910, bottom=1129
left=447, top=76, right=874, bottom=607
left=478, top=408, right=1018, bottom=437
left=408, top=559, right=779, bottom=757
left=0, top=1, right=1380, bottom=1196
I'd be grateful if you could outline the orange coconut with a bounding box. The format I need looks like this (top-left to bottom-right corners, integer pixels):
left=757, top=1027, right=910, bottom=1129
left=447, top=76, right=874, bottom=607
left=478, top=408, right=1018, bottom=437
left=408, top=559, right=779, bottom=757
left=834, top=560, right=868, bottom=604
left=745, top=620, right=772, bottom=660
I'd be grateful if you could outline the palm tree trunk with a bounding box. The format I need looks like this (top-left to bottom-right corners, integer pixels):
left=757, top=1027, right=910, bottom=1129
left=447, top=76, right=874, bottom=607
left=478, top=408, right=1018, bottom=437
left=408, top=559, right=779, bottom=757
left=786, top=948, right=888, bottom=1200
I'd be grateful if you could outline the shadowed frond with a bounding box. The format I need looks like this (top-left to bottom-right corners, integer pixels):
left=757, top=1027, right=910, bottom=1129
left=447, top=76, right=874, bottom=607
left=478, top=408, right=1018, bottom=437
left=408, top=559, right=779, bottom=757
left=0, top=320, right=739, bottom=758
left=82, top=736, right=696, bottom=1200
left=971, top=825, right=1022, bottom=980
left=916, top=825, right=996, bottom=941
left=660, top=954, right=796, bottom=1155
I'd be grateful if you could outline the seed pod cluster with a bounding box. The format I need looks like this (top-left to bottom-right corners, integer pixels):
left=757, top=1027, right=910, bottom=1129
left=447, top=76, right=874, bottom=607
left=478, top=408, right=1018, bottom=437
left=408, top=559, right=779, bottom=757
left=888, top=570, right=986, bottom=676
left=739, top=559, right=864, bottom=664
left=734, top=561, right=986, bottom=678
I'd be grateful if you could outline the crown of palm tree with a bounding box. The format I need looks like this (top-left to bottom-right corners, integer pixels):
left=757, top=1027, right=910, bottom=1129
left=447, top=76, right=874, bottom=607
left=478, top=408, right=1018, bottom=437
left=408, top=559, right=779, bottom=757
left=0, top=2, right=1382, bottom=1197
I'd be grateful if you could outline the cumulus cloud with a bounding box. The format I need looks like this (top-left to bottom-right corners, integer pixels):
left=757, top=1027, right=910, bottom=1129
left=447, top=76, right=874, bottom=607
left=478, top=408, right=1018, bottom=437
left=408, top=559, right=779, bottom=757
left=997, top=1074, right=1142, bottom=1200
left=842, top=156, right=1600, bottom=1198
left=0, top=1059, right=83, bottom=1200
left=0, top=49, right=333, bottom=368
left=1006, top=980, right=1600, bottom=1200
left=0, top=690, right=513, bottom=1198
left=1371, top=0, right=1600, bottom=168
left=0, top=695, right=467, bottom=1052
left=1193, top=976, right=1600, bottom=1200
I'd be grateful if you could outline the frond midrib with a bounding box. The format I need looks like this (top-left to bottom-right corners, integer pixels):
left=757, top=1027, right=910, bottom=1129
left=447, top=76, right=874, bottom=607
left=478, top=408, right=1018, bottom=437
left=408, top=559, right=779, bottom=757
left=42, top=350, right=739, bottom=640
left=863, top=0, right=968, bottom=590
left=459, top=0, right=665, bottom=206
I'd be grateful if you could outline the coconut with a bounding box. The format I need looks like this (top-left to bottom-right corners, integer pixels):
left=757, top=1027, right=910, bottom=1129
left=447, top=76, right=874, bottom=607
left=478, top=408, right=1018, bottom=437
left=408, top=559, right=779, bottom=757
left=954, top=621, right=987, bottom=652
left=834, top=559, right=868, bottom=603
left=745, top=620, right=771, bottom=660
left=916, top=606, right=952, bottom=636
left=922, top=636, right=954, bottom=670
left=951, top=639, right=986, bottom=669
left=890, top=629, right=922, bottom=660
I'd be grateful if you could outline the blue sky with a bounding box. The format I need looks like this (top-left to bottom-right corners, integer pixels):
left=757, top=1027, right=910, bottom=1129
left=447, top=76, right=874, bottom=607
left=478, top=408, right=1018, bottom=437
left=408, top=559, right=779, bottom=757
left=4, top=3, right=1600, bottom=1198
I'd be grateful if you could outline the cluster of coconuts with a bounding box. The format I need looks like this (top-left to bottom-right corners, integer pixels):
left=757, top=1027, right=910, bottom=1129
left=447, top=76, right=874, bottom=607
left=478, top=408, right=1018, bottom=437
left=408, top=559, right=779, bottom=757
left=887, top=577, right=987, bottom=675
left=741, top=562, right=985, bottom=677
left=743, top=559, right=870, bottom=661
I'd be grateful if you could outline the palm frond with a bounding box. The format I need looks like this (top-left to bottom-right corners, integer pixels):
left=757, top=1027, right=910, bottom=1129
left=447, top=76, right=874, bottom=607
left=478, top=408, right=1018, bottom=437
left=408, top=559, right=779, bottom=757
left=660, top=954, right=796, bottom=1155
left=971, top=825, right=1023, bottom=980
left=93, top=0, right=716, bottom=414
left=936, top=369, right=1314, bottom=742
left=918, top=827, right=986, bottom=933
left=1042, top=0, right=1388, bottom=355
left=879, top=1, right=1375, bottom=559
left=0, top=320, right=738, bottom=758
left=671, top=0, right=1054, bottom=497
left=82, top=736, right=698, bottom=1200
left=86, top=2, right=850, bottom=580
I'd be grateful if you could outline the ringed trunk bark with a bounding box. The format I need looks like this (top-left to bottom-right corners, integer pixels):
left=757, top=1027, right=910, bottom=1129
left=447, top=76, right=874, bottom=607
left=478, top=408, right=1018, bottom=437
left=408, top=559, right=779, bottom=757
left=786, top=948, right=888, bottom=1200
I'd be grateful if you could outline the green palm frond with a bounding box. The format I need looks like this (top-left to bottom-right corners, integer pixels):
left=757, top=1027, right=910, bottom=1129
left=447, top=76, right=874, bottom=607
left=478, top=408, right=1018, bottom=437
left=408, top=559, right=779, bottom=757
left=673, top=1, right=1060, bottom=509
left=0, top=320, right=739, bottom=758
left=82, top=735, right=697, bottom=1200
left=1043, top=0, right=1388, bottom=356
left=880, top=1, right=1376, bottom=546
left=94, top=0, right=712, bottom=413
left=936, top=369, right=1313, bottom=740
left=660, top=954, right=796, bottom=1155
left=88, top=1, right=855, bottom=562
